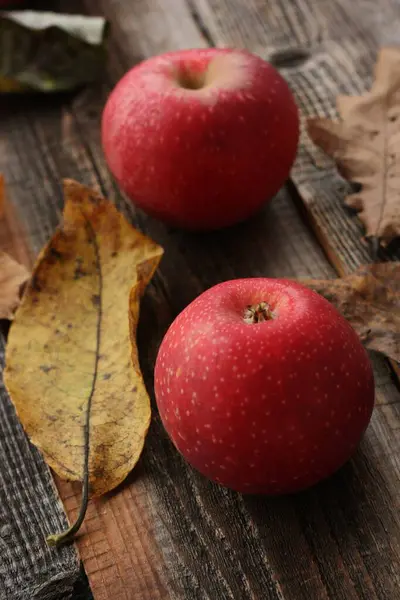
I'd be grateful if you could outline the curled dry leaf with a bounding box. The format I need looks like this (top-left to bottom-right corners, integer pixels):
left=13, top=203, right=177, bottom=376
left=0, top=174, right=31, bottom=267
left=0, top=11, right=109, bottom=93
left=307, top=47, right=400, bottom=246
left=302, top=263, right=400, bottom=363
left=4, top=180, right=163, bottom=543
left=0, top=252, right=29, bottom=319
left=0, top=175, right=31, bottom=318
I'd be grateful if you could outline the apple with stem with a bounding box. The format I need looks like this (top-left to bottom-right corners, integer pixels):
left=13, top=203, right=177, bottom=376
left=102, top=48, right=299, bottom=230
left=154, top=278, right=374, bottom=494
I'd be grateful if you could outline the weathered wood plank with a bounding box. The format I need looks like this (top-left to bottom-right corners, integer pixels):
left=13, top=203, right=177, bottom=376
left=1, top=0, right=400, bottom=599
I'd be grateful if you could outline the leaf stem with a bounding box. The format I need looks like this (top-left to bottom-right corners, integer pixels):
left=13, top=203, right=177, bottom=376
left=46, top=459, right=89, bottom=547
left=47, top=217, right=101, bottom=547
left=47, top=365, right=92, bottom=546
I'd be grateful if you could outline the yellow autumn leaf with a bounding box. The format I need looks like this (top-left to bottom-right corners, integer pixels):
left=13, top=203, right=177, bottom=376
left=5, top=180, right=163, bottom=506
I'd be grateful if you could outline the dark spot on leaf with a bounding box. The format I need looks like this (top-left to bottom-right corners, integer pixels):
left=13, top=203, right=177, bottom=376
left=55, top=329, right=61, bottom=335
left=103, top=373, right=112, bottom=380
left=111, top=251, right=118, bottom=258
left=74, top=265, right=87, bottom=280
left=31, top=275, right=41, bottom=292
left=40, top=365, right=54, bottom=374
left=50, top=247, right=63, bottom=260
left=390, top=115, right=397, bottom=122
left=67, top=323, right=73, bottom=329
left=132, top=386, right=137, bottom=393
left=74, top=256, right=86, bottom=278
left=92, top=294, right=100, bottom=307
left=92, top=466, right=105, bottom=480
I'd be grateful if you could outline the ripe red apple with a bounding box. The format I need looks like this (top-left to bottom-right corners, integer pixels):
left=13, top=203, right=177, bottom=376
left=154, top=279, right=374, bottom=494
left=102, top=48, right=299, bottom=230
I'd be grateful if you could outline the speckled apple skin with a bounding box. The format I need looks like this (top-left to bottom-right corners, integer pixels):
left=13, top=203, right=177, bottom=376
left=154, top=279, right=375, bottom=494
left=102, top=48, right=299, bottom=230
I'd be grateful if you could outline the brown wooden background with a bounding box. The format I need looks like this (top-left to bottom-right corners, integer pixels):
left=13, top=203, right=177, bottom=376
left=1, top=1, right=400, bottom=599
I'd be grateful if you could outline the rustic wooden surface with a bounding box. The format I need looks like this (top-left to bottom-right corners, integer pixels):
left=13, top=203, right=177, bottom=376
left=1, top=0, right=400, bottom=599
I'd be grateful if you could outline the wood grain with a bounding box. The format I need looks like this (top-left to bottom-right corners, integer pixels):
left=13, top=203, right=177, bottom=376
left=1, top=0, right=400, bottom=599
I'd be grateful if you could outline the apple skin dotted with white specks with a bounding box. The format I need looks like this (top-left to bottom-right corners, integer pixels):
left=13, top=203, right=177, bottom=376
left=102, top=48, right=299, bottom=230
left=154, top=278, right=375, bottom=495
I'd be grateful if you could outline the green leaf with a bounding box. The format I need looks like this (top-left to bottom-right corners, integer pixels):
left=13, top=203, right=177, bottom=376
left=0, top=11, right=109, bottom=93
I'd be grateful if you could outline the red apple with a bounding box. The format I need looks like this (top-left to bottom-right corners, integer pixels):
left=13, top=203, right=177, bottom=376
left=102, top=48, right=299, bottom=230
left=154, top=279, right=374, bottom=494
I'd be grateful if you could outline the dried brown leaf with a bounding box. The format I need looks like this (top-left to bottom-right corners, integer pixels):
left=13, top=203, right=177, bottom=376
left=302, top=263, right=400, bottom=363
left=0, top=174, right=32, bottom=268
left=0, top=176, right=31, bottom=318
left=0, top=251, right=29, bottom=319
left=307, top=47, right=400, bottom=246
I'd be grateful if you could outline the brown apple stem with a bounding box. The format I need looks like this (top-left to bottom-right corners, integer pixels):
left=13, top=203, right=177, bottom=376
left=176, top=69, right=205, bottom=90
left=243, top=302, right=274, bottom=324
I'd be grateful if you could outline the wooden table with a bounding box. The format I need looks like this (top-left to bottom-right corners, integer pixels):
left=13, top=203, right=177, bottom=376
left=2, top=1, right=400, bottom=599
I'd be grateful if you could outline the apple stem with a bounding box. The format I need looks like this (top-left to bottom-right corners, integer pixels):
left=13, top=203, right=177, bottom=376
left=176, top=68, right=205, bottom=90
left=243, top=302, right=274, bottom=324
